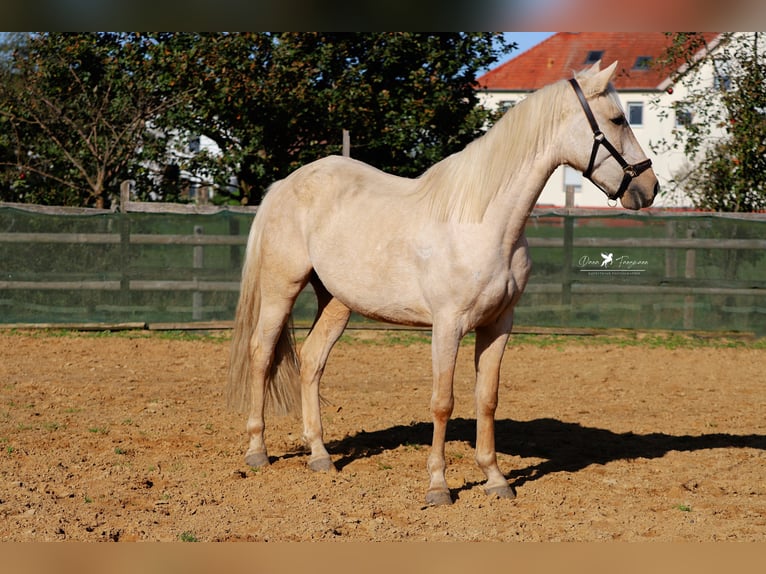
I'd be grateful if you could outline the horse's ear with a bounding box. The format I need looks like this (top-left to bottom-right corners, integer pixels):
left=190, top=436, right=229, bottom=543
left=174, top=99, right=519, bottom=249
left=582, top=60, right=618, bottom=95
left=584, top=60, right=601, bottom=75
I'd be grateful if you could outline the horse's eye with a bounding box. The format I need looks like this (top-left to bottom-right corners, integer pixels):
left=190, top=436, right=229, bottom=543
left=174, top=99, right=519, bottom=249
left=610, top=115, right=627, bottom=126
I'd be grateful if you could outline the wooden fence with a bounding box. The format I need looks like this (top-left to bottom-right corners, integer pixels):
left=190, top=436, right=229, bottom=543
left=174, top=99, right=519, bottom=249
left=0, top=196, right=255, bottom=327
left=1, top=199, right=765, bottom=333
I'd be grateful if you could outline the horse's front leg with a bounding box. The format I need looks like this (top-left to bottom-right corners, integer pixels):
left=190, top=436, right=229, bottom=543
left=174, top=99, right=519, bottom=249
left=425, top=321, right=461, bottom=506
left=474, top=314, right=516, bottom=500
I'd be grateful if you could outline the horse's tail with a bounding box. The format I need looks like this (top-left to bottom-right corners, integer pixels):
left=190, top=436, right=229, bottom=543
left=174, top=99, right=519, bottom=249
left=226, top=205, right=301, bottom=416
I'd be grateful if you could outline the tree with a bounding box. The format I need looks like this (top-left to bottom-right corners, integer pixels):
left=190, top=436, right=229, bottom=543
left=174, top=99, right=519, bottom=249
left=155, top=32, right=513, bottom=205
left=652, top=33, right=766, bottom=212
left=0, top=33, right=192, bottom=207
left=0, top=33, right=513, bottom=207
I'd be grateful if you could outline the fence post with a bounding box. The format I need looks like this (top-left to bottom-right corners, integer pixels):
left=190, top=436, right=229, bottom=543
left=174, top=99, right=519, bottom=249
left=193, top=225, right=204, bottom=320
left=119, top=181, right=131, bottom=306
left=664, top=220, right=677, bottom=279
left=342, top=129, right=350, bottom=157
left=683, top=227, right=696, bottom=329
left=561, top=189, right=576, bottom=309
left=120, top=180, right=131, bottom=212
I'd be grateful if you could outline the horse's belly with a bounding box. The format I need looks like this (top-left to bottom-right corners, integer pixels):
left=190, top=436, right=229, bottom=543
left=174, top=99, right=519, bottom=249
left=329, top=283, right=432, bottom=327
left=356, top=304, right=432, bottom=327
left=313, top=257, right=433, bottom=326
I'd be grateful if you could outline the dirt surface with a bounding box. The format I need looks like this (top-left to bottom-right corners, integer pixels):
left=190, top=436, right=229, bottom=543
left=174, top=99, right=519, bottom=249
left=1, top=329, right=764, bottom=542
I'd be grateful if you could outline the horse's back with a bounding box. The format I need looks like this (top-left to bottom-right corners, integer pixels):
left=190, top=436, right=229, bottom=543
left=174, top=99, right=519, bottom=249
left=278, top=155, right=416, bottom=205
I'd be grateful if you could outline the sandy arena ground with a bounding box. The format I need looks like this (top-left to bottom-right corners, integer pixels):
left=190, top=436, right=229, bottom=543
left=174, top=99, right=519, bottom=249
left=1, top=329, right=764, bottom=542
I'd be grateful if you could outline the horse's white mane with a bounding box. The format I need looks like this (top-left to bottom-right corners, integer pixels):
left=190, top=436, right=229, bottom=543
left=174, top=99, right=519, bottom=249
left=415, top=69, right=595, bottom=224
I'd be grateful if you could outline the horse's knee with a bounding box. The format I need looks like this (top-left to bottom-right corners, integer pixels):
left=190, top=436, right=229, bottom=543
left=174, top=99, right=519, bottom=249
left=430, top=396, right=454, bottom=421
left=475, top=400, right=498, bottom=418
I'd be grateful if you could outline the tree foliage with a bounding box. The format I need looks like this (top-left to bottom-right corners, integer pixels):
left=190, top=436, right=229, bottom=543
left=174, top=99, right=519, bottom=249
left=653, top=33, right=766, bottom=212
left=0, top=33, right=191, bottom=207
left=0, top=32, right=513, bottom=207
left=156, top=32, right=512, bottom=205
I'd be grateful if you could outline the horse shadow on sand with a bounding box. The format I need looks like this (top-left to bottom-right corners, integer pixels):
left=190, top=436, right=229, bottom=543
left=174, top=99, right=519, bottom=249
left=316, top=418, right=766, bottom=498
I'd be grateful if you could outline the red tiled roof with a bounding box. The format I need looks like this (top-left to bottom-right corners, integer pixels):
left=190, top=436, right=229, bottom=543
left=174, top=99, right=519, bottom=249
left=478, top=32, right=721, bottom=92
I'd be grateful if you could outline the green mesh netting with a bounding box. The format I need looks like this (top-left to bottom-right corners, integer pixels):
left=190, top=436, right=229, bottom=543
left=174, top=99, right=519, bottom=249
left=1, top=205, right=764, bottom=335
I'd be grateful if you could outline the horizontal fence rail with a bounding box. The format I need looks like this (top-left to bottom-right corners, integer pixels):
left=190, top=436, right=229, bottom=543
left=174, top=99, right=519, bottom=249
left=1, top=201, right=765, bottom=334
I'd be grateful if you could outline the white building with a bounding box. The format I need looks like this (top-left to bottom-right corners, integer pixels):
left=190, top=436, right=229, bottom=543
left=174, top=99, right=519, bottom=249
left=476, top=32, right=725, bottom=208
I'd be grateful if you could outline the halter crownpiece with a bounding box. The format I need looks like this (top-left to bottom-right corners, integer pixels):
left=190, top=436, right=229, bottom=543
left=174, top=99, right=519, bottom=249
left=569, top=78, right=653, bottom=201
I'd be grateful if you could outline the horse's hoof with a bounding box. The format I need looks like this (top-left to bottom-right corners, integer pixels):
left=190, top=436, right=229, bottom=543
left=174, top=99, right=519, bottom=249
left=425, top=489, right=453, bottom=506
left=484, top=484, right=516, bottom=500
left=245, top=451, right=270, bottom=468
left=308, top=457, right=336, bottom=472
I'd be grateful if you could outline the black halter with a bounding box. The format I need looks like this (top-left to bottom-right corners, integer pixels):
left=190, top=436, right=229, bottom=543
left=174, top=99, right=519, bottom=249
left=569, top=78, right=653, bottom=201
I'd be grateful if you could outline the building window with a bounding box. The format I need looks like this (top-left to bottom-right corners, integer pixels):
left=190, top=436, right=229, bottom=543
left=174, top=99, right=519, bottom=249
left=713, top=60, right=732, bottom=91
left=498, top=99, right=516, bottom=112
left=633, top=56, right=652, bottom=70
left=584, top=50, right=603, bottom=65
left=714, top=74, right=732, bottom=91
left=675, top=106, right=693, bottom=127
left=627, top=102, right=644, bottom=126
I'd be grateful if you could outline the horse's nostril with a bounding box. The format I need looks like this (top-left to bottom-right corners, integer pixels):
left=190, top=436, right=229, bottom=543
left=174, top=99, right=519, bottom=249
left=653, top=181, right=660, bottom=198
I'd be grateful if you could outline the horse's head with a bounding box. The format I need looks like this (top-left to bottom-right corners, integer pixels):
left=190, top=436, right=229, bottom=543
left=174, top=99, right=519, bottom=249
left=564, top=61, right=658, bottom=210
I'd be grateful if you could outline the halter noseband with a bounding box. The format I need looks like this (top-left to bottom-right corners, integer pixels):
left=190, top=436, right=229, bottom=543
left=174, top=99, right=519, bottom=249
left=569, top=78, right=652, bottom=201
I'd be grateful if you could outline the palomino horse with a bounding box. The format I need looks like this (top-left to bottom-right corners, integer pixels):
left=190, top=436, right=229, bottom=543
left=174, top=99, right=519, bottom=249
left=227, top=61, right=658, bottom=506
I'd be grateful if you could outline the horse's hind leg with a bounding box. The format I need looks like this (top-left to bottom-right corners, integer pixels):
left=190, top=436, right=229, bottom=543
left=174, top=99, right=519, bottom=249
left=244, top=295, right=299, bottom=468
left=300, top=278, right=351, bottom=472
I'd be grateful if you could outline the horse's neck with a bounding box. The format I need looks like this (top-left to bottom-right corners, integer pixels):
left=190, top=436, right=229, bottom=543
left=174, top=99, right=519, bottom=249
left=491, top=147, right=560, bottom=251
left=478, top=107, right=564, bottom=245
left=417, top=82, right=567, bottom=229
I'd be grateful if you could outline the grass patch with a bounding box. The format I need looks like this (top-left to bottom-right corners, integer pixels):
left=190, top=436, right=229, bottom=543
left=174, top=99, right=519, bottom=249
left=507, top=330, right=766, bottom=350
left=2, top=325, right=764, bottom=350
left=0, top=327, right=228, bottom=343
left=179, top=531, right=198, bottom=542
left=382, top=331, right=433, bottom=346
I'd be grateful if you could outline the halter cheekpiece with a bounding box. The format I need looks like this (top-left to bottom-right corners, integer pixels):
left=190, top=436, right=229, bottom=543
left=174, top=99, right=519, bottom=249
left=569, top=78, right=653, bottom=201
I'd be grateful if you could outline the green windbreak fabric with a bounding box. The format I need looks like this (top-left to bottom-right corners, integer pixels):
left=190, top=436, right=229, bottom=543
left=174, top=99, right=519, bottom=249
left=2, top=204, right=765, bottom=335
